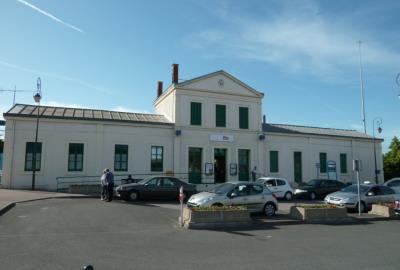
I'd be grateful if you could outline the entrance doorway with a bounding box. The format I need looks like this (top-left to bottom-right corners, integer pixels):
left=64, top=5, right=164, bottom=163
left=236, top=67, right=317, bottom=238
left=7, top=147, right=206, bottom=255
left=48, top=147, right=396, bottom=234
left=188, top=147, right=202, bottom=184
left=238, top=149, right=250, bottom=181
left=294, top=151, right=302, bottom=183
left=214, top=148, right=227, bottom=183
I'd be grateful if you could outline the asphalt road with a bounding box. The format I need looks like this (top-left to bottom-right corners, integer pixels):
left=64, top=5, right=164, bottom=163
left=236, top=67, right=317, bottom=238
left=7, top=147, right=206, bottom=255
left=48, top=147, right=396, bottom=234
left=0, top=198, right=399, bottom=270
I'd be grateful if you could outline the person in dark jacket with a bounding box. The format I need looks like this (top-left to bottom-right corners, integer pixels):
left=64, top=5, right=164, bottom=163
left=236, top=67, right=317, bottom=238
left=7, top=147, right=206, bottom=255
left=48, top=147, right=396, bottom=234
left=251, top=166, right=257, bottom=182
left=105, top=168, right=114, bottom=202
left=100, top=170, right=108, bottom=201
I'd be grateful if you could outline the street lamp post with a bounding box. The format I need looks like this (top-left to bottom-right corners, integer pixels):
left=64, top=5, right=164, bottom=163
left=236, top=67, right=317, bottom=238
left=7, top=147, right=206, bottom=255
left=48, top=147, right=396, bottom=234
left=396, top=73, right=400, bottom=100
left=31, top=78, right=42, bottom=191
left=372, top=117, right=382, bottom=184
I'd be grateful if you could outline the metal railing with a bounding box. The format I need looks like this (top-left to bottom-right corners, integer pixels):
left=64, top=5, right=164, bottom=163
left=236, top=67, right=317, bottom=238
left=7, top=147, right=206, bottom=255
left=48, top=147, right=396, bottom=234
left=56, top=172, right=219, bottom=193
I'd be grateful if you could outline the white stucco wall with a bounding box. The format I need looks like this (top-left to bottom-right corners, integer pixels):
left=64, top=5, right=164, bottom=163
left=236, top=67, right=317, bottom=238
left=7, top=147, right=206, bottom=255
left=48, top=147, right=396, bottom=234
left=1, top=71, right=384, bottom=191
left=2, top=118, right=174, bottom=190
left=263, top=133, right=384, bottom=184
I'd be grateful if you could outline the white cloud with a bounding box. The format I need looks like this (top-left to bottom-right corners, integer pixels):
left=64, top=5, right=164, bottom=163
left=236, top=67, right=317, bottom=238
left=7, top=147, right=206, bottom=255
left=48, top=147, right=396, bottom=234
left=187, top=1, right=400, bottom=80
left=16, top=0, right=84, bottom=33
left=41, top=101, right=89, bottom=109
left=111, top=106, right=150, bottom=114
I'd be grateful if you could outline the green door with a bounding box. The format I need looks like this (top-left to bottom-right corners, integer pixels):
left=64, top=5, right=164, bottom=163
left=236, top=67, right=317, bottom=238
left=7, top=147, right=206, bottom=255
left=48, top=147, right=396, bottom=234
left=214, top=148, right=227, bottom=183
left=188, top=147, right=202, bottom=184
left=238, top=149, right=250, bottom=181
left=294, top=152, right=302, bottom=184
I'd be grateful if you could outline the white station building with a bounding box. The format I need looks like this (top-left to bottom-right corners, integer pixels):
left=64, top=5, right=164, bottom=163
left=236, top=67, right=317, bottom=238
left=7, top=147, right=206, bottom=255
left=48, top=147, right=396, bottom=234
left=1, top=64, right=384, bottom=191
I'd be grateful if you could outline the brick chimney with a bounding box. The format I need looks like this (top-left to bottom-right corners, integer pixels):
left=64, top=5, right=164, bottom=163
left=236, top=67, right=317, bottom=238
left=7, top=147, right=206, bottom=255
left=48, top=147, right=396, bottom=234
left=172, top=64, right=179, bottom=84
left=263, top=115, right=266, bottom=124
left=157, top=81, right=163, bottom=98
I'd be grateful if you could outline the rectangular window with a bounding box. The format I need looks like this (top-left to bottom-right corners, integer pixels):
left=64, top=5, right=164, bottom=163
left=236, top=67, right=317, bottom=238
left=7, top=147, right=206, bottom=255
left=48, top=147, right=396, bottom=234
left=114, top=144, right=128, bottom=172
left=319, top=152, right=327, bottom=173
left=24, top=142, right=42, bottom=171
left=215, top=104, right=226, bottom=127
left=340, top=153, right=347, bottom=174
left=269, top=151, right=279, bottom=173
left=190, top=102, right=202, bottom=126
left=239, top=107, right=249, bottom=129
left=151, top=146, right=163, bottom=172
left=68, top=143, right=84, bottom=172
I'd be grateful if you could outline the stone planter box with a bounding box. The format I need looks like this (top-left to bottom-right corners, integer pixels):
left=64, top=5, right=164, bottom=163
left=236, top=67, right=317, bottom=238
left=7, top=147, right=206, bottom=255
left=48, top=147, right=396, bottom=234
left=369, top=204, right=397, bottom=218
left=290, top=206, right=352, bottom=223
left=181, top=207, right=251, bottom=229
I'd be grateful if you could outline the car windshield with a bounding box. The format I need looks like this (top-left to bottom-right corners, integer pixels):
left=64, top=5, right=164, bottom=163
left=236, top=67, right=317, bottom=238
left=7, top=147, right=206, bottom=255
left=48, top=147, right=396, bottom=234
left=305, top=179, right=319, bottom=186
left=209, top=183, right=235, bottom=194
left=138, top=177, right=154, bottom=184
left=341, top=185, right=370, bottom=194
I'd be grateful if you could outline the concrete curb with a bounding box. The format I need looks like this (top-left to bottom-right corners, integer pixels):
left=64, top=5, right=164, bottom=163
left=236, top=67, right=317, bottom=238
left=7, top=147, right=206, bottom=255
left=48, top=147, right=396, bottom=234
left=0, top=203, right=16, bottom=216
left=0, top=195, right=97, bottom=216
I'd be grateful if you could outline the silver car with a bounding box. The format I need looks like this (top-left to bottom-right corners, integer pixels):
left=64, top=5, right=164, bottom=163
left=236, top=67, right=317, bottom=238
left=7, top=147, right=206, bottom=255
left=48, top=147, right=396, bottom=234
left=325, top=184, right=400, bottom=213
left=384, top=178, right=400, bottom=193
left=187, top=182, right=278, bottom=216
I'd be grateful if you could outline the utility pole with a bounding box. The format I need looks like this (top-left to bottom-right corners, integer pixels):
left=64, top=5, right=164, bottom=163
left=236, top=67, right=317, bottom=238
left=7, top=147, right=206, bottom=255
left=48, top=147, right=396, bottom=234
left=358, top=41, right=367, bottom=134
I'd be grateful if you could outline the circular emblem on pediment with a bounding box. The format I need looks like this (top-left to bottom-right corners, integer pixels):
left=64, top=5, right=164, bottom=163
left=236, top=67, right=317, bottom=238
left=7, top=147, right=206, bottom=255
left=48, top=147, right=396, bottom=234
left=218, top=79, right=224, bottom=87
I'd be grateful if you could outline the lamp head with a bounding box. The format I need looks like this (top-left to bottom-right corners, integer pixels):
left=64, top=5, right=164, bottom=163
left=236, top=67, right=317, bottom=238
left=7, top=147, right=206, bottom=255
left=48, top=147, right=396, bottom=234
left=33, top=92, right=41, bottom=103
left=377, top=127, right=382, bottom=134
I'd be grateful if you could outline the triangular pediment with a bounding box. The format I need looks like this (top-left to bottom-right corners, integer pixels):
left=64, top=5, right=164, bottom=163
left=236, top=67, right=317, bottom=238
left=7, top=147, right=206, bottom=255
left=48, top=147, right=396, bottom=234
left=177, top=71, right=264, bottom=98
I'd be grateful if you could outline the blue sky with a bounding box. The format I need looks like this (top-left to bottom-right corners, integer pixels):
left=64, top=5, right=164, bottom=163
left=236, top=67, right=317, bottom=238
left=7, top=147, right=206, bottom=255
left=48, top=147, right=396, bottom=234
left=0, top=0, right=399, bottom=151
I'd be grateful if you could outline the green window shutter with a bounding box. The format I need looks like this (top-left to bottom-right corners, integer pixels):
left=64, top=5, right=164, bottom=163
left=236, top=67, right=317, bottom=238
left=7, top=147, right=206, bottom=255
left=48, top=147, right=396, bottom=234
left=115, top=145, right=128, bottom=172
left=239, top=107, right=249, bottom=129
left=340, top=153, right=347, bottom=174
left=151, top=146, right=163, bottom=172
left=270, top=151, right=279, bottom=173
left=68, top=143, right=84, bottom=172
left=190, top=102, right=201, bottom=125
left=319, top=153, right=327, bottom=173
left=215, top=104, right=226, bottom=127
left=24, top=142, right=42, bottom=171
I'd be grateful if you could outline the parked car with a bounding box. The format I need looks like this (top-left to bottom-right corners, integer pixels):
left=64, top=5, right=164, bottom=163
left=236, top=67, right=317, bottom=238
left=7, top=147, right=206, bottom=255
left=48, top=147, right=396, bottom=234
left=115, top=176, right=197, bottom=201
left=293, top=179, right=346, bottom=200
left=395, top=200, right=400, bottom=215
left=325, top=184, right=400, bottom=213
left=187, top=182, right=278, bottom=216
left=384, top=178, right=400, bottom=193
left=257, top=177, right=294, bottom=200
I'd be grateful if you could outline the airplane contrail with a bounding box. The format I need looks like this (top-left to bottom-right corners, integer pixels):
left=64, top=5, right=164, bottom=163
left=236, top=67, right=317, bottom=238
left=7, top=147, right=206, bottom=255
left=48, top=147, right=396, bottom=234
left=16, top=0, right=84, bottom=33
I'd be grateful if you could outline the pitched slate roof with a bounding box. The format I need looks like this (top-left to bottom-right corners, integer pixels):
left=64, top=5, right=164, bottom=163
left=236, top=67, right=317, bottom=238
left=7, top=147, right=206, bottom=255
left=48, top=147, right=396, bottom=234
left=4, top=104, right=173, bottom=126
left=263, top=123, right=381, bottom=141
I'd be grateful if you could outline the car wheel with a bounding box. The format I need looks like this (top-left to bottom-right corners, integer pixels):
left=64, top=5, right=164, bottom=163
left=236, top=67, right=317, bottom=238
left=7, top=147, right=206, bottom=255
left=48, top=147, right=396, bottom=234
left=264, top=203, right=276, bottom=217
left=356, top=201, right=366, bottom=213
left=284, top=192, right=293, bottom=201
left=211, top=203, right=223, bottom=207
left=310, top=192, right=317, bottom=200
left=128, top=191, right=139, bottom=201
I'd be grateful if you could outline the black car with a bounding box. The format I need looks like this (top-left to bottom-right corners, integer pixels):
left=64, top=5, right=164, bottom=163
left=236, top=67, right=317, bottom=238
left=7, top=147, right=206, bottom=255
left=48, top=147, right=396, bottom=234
left=293, top=179, right=346, bottom=200
left=115, top=176, right=197, bottom=201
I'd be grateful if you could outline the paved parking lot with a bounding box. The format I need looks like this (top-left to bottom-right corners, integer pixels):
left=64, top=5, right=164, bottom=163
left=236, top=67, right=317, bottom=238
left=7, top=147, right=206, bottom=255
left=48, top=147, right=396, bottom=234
left=0, top=198, right=399, bottom=270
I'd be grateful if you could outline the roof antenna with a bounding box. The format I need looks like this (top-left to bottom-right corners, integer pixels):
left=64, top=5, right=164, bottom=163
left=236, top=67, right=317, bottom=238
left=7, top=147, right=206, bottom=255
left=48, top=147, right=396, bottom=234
left=358, top=40, right=367, bottom=134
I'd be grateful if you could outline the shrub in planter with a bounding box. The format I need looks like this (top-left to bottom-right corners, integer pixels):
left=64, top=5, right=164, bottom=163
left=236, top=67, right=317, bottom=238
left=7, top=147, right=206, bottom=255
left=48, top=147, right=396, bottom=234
left=181, top=206, right=250, bottom=229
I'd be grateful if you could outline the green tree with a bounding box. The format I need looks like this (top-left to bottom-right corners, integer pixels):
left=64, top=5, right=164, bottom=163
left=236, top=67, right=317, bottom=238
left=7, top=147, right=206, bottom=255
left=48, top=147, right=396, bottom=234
left=384, top=136, right=400, bottom=180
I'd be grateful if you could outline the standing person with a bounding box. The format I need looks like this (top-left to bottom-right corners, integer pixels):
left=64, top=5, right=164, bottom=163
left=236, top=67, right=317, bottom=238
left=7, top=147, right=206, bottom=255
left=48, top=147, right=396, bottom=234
left=100, top=170, right=107, bottom=201
left=251, top=166, right=257, bottom=182
left=105, top=168, right=114, bottom=202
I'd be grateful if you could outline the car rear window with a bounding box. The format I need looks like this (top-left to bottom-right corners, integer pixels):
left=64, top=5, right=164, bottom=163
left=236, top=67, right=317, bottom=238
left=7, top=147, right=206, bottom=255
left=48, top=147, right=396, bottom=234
left=277, top=180, right=286, bottom=186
